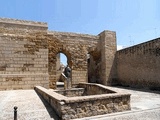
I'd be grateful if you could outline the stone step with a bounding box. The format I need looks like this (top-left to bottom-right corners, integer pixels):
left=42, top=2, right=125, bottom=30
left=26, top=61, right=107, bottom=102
left=56, top=82, right=64, bottom=88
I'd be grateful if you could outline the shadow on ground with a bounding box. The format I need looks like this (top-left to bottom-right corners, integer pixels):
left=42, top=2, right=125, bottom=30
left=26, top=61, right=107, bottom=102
left=35, top=90, right=60, bottom=120
left=112, top=85, right=160, bottom=95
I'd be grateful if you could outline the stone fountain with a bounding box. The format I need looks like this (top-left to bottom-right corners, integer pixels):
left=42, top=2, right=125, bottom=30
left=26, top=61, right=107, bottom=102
left=35, top=82, right=131, bottom=120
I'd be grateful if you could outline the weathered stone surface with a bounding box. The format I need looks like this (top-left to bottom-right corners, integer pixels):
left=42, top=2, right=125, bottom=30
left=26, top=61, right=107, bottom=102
left=54, top=88, right=85, bottom=97
left=35, top=83, right=131, bottom=120
left=0, top=18, right=117, bottom=89
left=0, top=32, right=49, bottom=90
left=116, top=38, right=160, bottom=89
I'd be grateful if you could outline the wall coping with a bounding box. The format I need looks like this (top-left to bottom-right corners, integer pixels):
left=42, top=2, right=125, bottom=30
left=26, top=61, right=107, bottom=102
left=0, top=18, right=48, bottom=29
left=117, top=37, right=160, bottom=52
left=48, top=31, right=99, bottom=40
left=35, top=83, right=131, bottom=104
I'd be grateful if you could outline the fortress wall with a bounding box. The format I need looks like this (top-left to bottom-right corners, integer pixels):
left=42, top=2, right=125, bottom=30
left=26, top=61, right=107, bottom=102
left=0, top=34, right=49, bottom=90
left=48, top=31, right=99, bottom=87
left=116, top=38, right=160, bottom=89
left=60, top=35, right=99, bottom=85
left=0, top=18, right=49, bottom=90
left=0, top=18, right=118, bottom=89
left=48, top=30, right=117, bottom=88
left=98, top=31, right=117, bottom=85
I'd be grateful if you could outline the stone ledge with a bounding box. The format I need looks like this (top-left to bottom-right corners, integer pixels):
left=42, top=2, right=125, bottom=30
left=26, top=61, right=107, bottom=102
left=36, top=86, right=67, bottom=101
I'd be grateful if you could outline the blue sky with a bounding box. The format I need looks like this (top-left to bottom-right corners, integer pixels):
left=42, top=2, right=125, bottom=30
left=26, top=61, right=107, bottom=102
left=0, top=0, right=160, bottom=65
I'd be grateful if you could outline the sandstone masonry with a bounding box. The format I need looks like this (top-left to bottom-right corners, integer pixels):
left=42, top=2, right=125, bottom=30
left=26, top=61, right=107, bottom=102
left=0, top=18, right=116, bottom=90
left=116, top=38, right=160, bottom=89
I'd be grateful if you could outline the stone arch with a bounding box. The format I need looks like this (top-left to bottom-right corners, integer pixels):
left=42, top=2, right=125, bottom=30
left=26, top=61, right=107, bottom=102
left=56, top=49, right=72, bottom=82
left=48, top=37, right=72, bottom=89
left=55, top=51, right=72, bottom=89
left=58, top=49, right=72, bottom=67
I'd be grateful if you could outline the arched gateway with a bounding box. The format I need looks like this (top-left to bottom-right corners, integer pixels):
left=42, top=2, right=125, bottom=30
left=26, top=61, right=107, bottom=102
left=0, top=18, right=116, bottom=90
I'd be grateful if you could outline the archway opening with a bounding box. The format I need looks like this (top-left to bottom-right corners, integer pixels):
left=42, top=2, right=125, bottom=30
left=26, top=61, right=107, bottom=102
left=60, top=53, right=67, bottom=66
left=87, top=54, right=96, bottom=83
left=87, top=53, right=101, bottom=83
left=56, top=53, right=69, bottom=89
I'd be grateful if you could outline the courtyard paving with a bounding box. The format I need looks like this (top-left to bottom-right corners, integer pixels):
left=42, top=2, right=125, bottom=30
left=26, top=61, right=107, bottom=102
left=0, top=89, right=59, bottom=120
left=0, top=86, right=160, bottom=120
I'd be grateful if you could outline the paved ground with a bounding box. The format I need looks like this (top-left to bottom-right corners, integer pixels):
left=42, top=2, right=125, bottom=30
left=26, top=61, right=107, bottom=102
left=0, top=86, right=160, bottom=120
left=0, top=90, right=59, bottom=120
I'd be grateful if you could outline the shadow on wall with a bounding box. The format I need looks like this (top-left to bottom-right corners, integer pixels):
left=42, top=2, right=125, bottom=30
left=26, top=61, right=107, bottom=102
left=108, top=53, right=119, bottom=86
left=87, top=51, right=118, bottom=85
left=87, top=52, right=101, bottom=84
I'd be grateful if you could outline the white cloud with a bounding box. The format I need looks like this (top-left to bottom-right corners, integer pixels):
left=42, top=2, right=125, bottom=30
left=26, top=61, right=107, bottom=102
left=117, top=45, right=123, bottom=50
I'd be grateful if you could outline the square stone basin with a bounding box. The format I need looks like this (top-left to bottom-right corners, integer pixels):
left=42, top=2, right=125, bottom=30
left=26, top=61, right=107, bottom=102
left=54, top=83, right=116, bottom=97
left=35, top=83, right=131, bottom=120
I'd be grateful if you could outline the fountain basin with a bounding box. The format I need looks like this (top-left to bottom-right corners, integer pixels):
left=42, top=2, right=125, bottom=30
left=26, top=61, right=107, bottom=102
left=35, top=83, right=131, bottom=120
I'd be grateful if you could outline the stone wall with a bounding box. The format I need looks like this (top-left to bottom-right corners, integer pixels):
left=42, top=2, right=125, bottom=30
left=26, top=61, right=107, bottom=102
left=1, top=17, right=158, bottom=91
left=54, top=83, right=116, bottom=97
left=35, top=84, right=131, bottom=120
left=48, top=31, right=99, bottom=88
left=0, top=18, right=48, bottom=34
left=0, top=18, right=117, bottom=89
left=48, top=30, right=117, bottom=88
left=78, top=83, right=116, bottom=95
left=0, top=18, right=49, bottom=90
left=116, top=38, right=160, bottom=89
left=98, top=31, right=117, bottom=85
left=54, top=88, right=85, bottom=97
left=0, top=34, right=49, bottom=90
